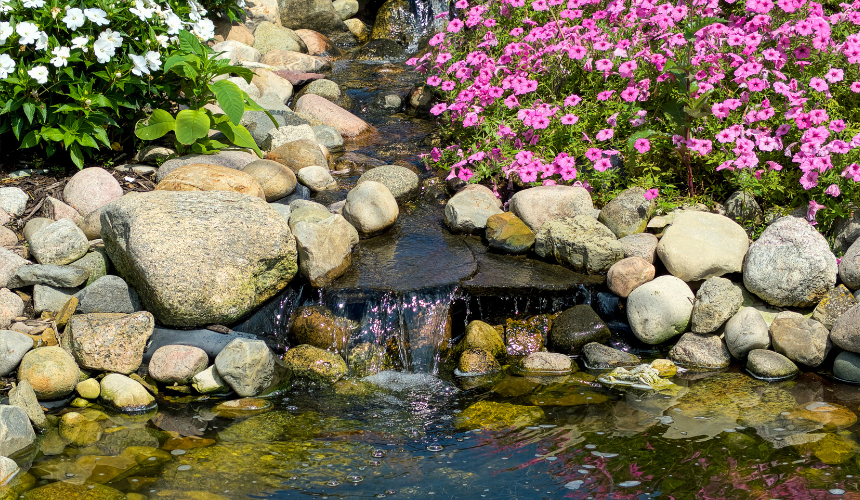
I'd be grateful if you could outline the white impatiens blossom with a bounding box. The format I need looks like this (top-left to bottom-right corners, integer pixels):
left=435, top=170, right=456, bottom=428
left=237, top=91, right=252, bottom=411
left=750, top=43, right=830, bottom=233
left=99, top=28, right=123, bottom=48
left=188, top=0, right=207, bottom=21
left=93, top=38, right=115, bottom=63
left=16, top=22, right=40, bottom=45
left=28, top=65, right=48, bottom=84
left=0, top=0, right=12, bottom=13
left=63, top=8, right=86, bottom=30
left=130, top=0, right=153, bottom=20
left=35, top=31, right=48, bottom=51
left=0, top=53, right=15, bottom=78
left=129, top=53, right=150, bottom=75
left=84, top=7, right=109, bottom=26
left=144, top=50, right=161, bottom=71
left=155, top=34, right=169, bottom=48
left=164, top=12, right=183, bottom=35
left=22, top=0, right=45, bottom=7
left=71, top=36, right=89, bottom=52
left=50, top=46, right=70, bottom=67
left=192, top=18, right=215, bottom=40
left=0, top=22, right=12, bottom=44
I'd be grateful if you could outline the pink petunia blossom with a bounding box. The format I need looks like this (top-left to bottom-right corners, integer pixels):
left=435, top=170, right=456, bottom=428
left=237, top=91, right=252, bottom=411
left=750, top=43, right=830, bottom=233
left=809, top=77, right=829, bottom=92
left=430, top=103, right=448, bottom=115
left=807, top=199, right=826, bottom=225
left=634, top=138, right=651, bottom=153
left=596, top=129, right=614, bottom=141
left=560, top=113, right=579, bottom=125
left=826, top=68, right=845, bottom=83
left=596, top=90, right=615, bottom=101
left=447, top=19, right=464, bottom=33
left=825, top=184, right=841, bottom=197
left=594, top=158, right=612, bottom=171
left=585, top=148, right=602, bottom=161
left=644, top=188, right=659, bottom=200
left=564, top=94, right=582, bottom=107
left=830, top=119, right=847, bottom=132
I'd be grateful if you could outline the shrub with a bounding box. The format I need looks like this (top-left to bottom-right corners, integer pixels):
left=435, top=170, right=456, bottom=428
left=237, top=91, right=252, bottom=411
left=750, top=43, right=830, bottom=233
left=412, top=0, right=860, bottom=229
left=0, top=0, right=239, bottom=167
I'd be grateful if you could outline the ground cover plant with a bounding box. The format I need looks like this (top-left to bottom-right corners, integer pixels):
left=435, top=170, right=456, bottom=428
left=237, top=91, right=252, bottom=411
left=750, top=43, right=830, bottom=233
left=411, top=0, right=860, bottom=232
left=0, top=0, right=249, bottom=168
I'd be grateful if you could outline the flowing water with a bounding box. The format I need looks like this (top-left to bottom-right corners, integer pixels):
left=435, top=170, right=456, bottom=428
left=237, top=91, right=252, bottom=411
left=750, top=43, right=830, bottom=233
left=9, top=48, right=860, bottom=500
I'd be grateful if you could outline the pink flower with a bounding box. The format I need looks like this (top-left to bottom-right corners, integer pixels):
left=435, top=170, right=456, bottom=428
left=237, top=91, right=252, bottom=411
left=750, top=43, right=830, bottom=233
left=620, top=87, right=640, bottom=102
left=430, top=103, right=447, bottom=115
left=800, top=170, right=820, bottom=190
left=634, top=138, right=651, bottom=153
left=429, top=33, right=445, bottom=46
left=595, top=59, right=613, bottom=71
left=826, top=68, right=844, bottom=83
left=440, top=81, right=455, bottom=91
left=596, top=129, right=614, bottom=141
left=560, top=113, right=579, bottom=125
left=644, top=188, right=659, bottom=200
left=807, top=199, right=826, bottom=225
left=594, top=158, right=612, bottom=171
left=447, top=19, right=464, bottom=33
left=427, top=76, right=442, bottom=86
left=504, top=95, right=519, bottom=109
left=462, top=113, right=479, bottom=127
left=585, top=148, right=602, bottom=161
left=596, top=90, right=615, bottom=101
left=564, top=94, right=582, bottom=107
left=852, top=82, right=860, bottom=93
left=747, top=78, right=767, bottom=92
left=458, top=168, right=473, bottom=182
left=825, top=184, right=841, bottom=197
left=454, top=0, right=467, bottom=7
left=830, top=119, right=847, bottom=133
left=531, top=0, right=548, bottom=10
left=809, top=77, right=829, bottom=92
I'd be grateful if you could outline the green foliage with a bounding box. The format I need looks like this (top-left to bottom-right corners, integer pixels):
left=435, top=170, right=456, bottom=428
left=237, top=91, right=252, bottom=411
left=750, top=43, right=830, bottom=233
left=134, top=31, right=276, bottom=156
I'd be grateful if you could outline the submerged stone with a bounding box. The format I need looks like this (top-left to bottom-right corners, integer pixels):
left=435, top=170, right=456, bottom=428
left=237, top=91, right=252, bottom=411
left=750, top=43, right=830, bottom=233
left=549, top=304, right=610, bottom=355
left=454, top=320, right=505, bottom=358
left=21, top=481, right=126, bottom=500
left=788, top=402, right=857, bottom=431
left=213, top=398, right=273, bottom=418
left=517, top=352, right=574, bottom=375
left=581, top=342, right=641, bottom=369
left=283, top=344, right=347, bottom=385
left=746, top=349, right=799, bottom=380
left=455, top=401, right=544, bottom=430
left=291, top=305, right=355, bottom=354
left=457, top=348, right=500, bottom=375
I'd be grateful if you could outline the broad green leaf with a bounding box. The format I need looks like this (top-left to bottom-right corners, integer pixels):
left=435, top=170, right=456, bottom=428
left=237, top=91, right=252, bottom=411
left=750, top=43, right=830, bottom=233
left=135, top=109, right=176, bottom=140
left=40, top=127, right=65, bottom=141
left=178, top=31, right=204, bottom=56
left=55, top=104, right=83, bottom=114
left=214, top=119, right=262, bottom=157
left=213, top=65, right=254, bottom=82
left=210, top=80, right=245, bottom=125
left=79, top=133, right=98, bottom=149
left=69, top=143, right=84, bottom=169
left=174, top=109, right=211, bottom=145
left=22, top=101, right=35, bottom=124
left=242, top=92, right=279, bottom=127
left=92, top=126, right=110, bottom=147
left=20, top=130, right=39, bottom=148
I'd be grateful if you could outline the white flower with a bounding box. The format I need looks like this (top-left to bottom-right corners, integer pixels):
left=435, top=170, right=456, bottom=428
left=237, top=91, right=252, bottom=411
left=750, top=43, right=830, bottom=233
left=164, top=12, right=183, bottom=35
left=35, top=31, right=48, bottom=51
left=71, top=35, right=89, bottom=52
left=22, top=0, right=45, bottom=7
left=192, top=18, right=215, bottom=40
left=28, top=65, right=48, bottom=84
left=155, top=34, right=169, bottom=48
left=129, top=53, right=149, bottom=76
left=93, top=38, right=115, bottom=63
left=130, top=0, right=153, bottom=20
left=63, top=8, right=86, bottom=31
left=16, top=22, right=40, bottom=45
left=50, top=46, right=70, bottom=67
left=84, top=8, right=109, bottom=26
left=0, top=53, right=15, bottom=78
left=144, top=50, right=161, bottom=71
left=0, top=0, right=12, bottom=13
left=0, top=22, right=12, bottom=44
left=98, top=29, right=123, bottom=48
left=188, top=0, right=207, bottom=21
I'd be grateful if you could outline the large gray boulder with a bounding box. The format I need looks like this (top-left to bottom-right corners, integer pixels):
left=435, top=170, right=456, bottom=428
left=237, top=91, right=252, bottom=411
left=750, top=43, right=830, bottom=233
left=723, top=307, right=770, bottom=359
left=690, top=277, right=743, bottom=333
left=293, top=214, right=358, bottom=287
left=746, top=349, right=798, bottom=380
left=534, top=215, right=623, bottom=274
left=668, top=332, right=731, bottom=369
left=627, top=275, right=694, bottom=344
left=215, top=338, right=276, bottom=397
left=744, top=216, right=837, bottom=307
left=62, top=312, right=154, bottom=374
left=509, top=185, right=594, bottom=232
left=444, top=189, right=503, bottom=233
left=100, top=191, right=298, bottom=327
left=831, top=304, right=860, bottom=352
left=598, top=187, right=655, bottom=238
left=278, top=0, right=348, bottom=34
left=0, top=329, right=32, bottom=377
left=9, top=264, right=88, bottom=288
left=357, top=165, right=420, bottom=202
left=0, top=404, right=36, bottom=457
left=839, top=237, right=860, bottom=290
left=812, top=285, right=857, bottom=330
left=656, top=211, right=748, bottom=282
left=342, top=181, right=398, bottom=237
left=29, top=219, right=89, bottom=265
left=769, top=311, right=831, bottom=367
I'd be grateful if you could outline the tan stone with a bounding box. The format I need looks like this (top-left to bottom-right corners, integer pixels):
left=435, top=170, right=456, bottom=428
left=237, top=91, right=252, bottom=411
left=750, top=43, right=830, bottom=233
left=607, top=257, right=655, bottom=298
left=294, top=29, right=342, bottom=57
left=251, top=68, right=294, bottom=103
left=214, top=20, right=255, bottom=46
left=293, top=94, right=375, bottom=140
left=242, top=159, right=297, bottom=201
left=259, top=49, right=331, bottom=72
left=155, top=163, right=266, bottom=199
left=266, top=139, right=329, bottom=172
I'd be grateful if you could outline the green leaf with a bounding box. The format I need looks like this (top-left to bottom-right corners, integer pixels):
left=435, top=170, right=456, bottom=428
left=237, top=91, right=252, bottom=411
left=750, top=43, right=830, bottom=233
left=210, top=80, right=245, bottom=125
left=213, top=65, right=254, bottom=82
left=164, top=54, right=200, bottom=73
left=135, top=109, right=176, bottom=140
left=214, top=119, right=262, bottom=157
left=92, top=126, right=110, bottom=147
left=40, top=127, right=65, bottom=142
left=627, top=129, right=661, bottom=151
left=78, top=133, right=98, bottom=149
left=22, top=101, right=35, bottom=124
left=69, top=143, right=84, bottom=169
left=174, top=109, right=211, bottom=145
left=20, top=130, right=39, bottom=148
left=178, top=31, right=205, bottom=56
left=242, top=92, right=279, bottom=127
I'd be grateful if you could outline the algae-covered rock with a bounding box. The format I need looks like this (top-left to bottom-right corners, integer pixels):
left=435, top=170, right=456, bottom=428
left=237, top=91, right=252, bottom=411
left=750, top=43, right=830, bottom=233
left=504, top=314, right=551, bottom=356
left=788, top=402, right=858, bottom=431
left=798, top=432, right=860, bottom=464
left=457, top=348, right=500, bottom=375
left=549, top=304, right=610, bottom=355
left=283, top=344, right=347, bottom=385
left=21, top=481, right=126, bottom=500
left=347, top=342, right=388, bottom=377
left=454, top=320, right=505, bottom=358
left=517, top=352, right=574, bottom=375
left=59, top=411, right=104, bottom=446
left=213, top=398, right=273, bottom=418
left=581, top=342, right=640, bottom=369
left=455, top=401, right=544, bottom=430
left=291, top=305, right=355, bottom=354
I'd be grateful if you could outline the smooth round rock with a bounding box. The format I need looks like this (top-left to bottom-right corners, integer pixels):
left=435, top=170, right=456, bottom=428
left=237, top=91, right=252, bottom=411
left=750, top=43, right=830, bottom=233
left=293, top=94, right=374, bottom=139
left=156, top=163, right=266, bottom=199
left=267, top=139, right=329, bottom=172
left=606, top=256, right=654, bottom=298
left=725, top=190, right=762, bottom=225
left=627, top=275, right=694, bottom=344
left=518, top=352, right=573, bottom=375
left=0, top=329, right=32, bottom=377
left=485, top=212, right=534, bottom=254
left=456, top=320, right=505, bottom=358
left=342, top=181, right=399, bottom=237
left=657, top=211, right=749, bottom=282
left=63, top=167, right=123, bottom=216
left=215, top=338, right=276, bottom=397
left=357, top=165, right=420, bottom=202
left=445, top=189, right=503, bottom=233
left=724, top=307, right=770, bottom=359
left=282, top=344, right=347, bottom=385
left=746, top=349, right=799, bottom=379
left=297, top=165, right=337, bottom=192
left=831, top=304, right=860, bottom=352
left=668, top=332, right=731, bottom=369
left=509, top=185, right=594, bottom=232
left=690, top=277, right=743, bottom=333
left=242, top=159, right=297, bottom=201
left=458, top=348, right=501, bottom=375
left=619, top=232, right=659, bottom=264
left=598, top=187, right=655, bottom=238
left=840, top=237, right=860, bottom=290
left=17, top=346, right=79, bottom=399
left=769, top=311, right=831, bottom=367
left=744, top=216, right=837, bottom=307
left=100, top=373, right=155, bottom=411
left=833, top=351, right=860, bottom=382
left=29, top=218, right=89, bottom=265
left=581, top=342, right=641, bottom=369
left=0, top=187, right=29, bottom=216
left=76, top=378, right=100, bottom=399
left=148, top=345, right=209, bottom=384
left=23, top=217, right=52, bottom=243
left=549, top=304, right=610, bottom=355
left=534, top=215, right=624, bottom=274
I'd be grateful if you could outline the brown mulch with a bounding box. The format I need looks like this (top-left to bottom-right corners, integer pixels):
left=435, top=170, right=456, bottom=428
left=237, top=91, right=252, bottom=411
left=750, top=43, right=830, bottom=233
left=1, top=168, right=157, bottom=233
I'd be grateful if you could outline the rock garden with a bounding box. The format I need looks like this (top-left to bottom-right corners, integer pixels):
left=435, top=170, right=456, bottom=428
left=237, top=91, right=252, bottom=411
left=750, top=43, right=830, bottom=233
left=3, top=0, right=860, bottom=498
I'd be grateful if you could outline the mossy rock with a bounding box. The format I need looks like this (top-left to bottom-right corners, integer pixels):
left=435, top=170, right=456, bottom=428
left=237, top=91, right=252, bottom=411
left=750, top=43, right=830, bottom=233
left=788, top=402, right=858, bottom=431
left=348, top=342, right=392, bottom=377
left=283, top=344, right=347, bottom=386
left=0, top=472, right=35, bottom=500
left=21, top=481, right=126, bottom=500
left=212, top=398, right=273, bottom=418
left=491, top=375, right=541, bottom=398
left=291, top=305, right=356, bottom=354
left=455, top=401, right=544, bottom=430
left=458, top=348, right=501, bottom=375
left=504, top=314, right=553, bottom=356
left=798, top=432, right=860, bottom=464
left=454, top=320, right=505, bottom=358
